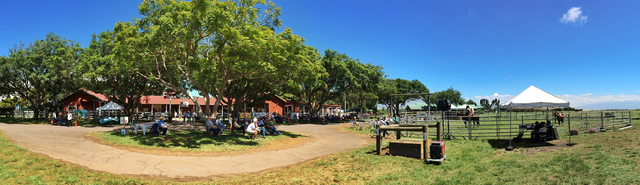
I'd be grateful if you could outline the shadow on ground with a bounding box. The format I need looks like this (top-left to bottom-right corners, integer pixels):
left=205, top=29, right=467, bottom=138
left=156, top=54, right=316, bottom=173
left=488, top=139, right=556, bottom=149
left=105, top=130, right=305, bottom=149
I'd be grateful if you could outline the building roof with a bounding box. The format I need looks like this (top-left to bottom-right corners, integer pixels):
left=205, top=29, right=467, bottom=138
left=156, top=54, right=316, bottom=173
left=406, top=103, right=436, bottom=110
left=284, top=101, right=341, bottom=107
left=62, top=89, right=109, bottom=102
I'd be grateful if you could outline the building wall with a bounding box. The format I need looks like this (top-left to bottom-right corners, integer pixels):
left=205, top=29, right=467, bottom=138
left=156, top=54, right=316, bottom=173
left=62, top=92, right=105, bottom=111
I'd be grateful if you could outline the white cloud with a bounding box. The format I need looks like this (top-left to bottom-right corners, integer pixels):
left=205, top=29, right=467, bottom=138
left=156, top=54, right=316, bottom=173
left=470, top=92, right=640, bottom=109
left=560, top=7, right=588, bottom=25
left=472, top=93, right=513, bottom=104
left=561, top=93, right=640, bottom=108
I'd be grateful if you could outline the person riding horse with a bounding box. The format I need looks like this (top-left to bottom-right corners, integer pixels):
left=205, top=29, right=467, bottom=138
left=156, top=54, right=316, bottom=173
left=554, top=111, right=564, bottom=125
left=459, top=106, right=480, bottom=127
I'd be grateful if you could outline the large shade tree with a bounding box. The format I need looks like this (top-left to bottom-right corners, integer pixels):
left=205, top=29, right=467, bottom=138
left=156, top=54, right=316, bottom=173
left=80, top=30, right=163, bottom=124
left=114, top=0, right=308, bottom=118
left=429, top=87, right=466, bottom=106
left=0, top=33, right=81, bottom=119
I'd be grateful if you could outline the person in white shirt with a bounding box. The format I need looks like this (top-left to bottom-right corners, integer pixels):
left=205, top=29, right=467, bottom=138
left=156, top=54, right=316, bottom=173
left=67, top=112, right=73, bottom=125
left=245, top=121, right=261, bottom=140
left=205, top=116, right=221, bottom=136
left=51, top=111, right=57, bottom=125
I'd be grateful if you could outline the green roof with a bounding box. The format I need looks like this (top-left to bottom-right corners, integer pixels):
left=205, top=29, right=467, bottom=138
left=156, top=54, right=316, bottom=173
left=406, top=103, right=436, bottom=110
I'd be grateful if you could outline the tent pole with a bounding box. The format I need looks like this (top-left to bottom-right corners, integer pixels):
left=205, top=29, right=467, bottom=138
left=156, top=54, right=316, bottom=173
left=506, top=106, right=514, bottom=151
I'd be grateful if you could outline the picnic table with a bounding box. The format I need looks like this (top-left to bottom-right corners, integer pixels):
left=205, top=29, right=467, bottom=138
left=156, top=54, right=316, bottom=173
left=134, top=122, right=154, bottom=135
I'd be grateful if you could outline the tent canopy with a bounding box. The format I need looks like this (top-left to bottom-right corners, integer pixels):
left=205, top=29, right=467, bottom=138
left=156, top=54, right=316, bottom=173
left=501, top=86, right=570, bottom=108
left=96, top=102, right=124, bottom=111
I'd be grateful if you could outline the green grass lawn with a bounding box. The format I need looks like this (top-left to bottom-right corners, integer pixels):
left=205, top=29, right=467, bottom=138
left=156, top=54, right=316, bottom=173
left=0, top=113, right=639, bottom=184
left=87, top=130, right=306, bottom=153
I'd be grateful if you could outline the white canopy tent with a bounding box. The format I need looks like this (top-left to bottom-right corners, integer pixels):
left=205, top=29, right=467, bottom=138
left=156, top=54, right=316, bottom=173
left=500, top=86, right=572, bottom=150
left=501, top=86, right=569, bottom=108
left=96, top=102, right=124, bottom=111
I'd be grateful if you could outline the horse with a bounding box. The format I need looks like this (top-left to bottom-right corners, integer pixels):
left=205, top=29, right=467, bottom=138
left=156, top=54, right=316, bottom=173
left=554, top=112, right=564, bottom=125
left=457, top=112, right=480, bottom=127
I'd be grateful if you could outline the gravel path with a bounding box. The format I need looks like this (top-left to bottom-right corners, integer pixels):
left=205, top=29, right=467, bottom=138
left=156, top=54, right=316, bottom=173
left=0, top=123, right=370, bottom=178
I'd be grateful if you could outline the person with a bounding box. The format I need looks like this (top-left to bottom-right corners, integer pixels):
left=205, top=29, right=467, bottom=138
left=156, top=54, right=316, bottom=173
left=174, top=111, right=178, bottom=119
left=554, top=111, right=564, bottom=124
left=531, top=121, right=544, bottom=142
left=465, top=106, right=473, bottom=116
left=215, top=117, right=227, bottom=132
left=67, top=111, right=73, bottom=126
left=191, top=111, right=196, bottom=123
left=158, top=117, right=168, bottom=135
left=393, top=116, right=398, bottom=124
left=51, top=111, right=57, bottom=125
left=375, top=118, right=390, bottom=138
left=205, top=116, right=221, bottom=137
left=59, top=111, right=66, bottom=126
left=246, top=120, right=262, bottom=140
left=266, top=119, right=282, bottom=135
left=183, top=111, right=189, bottom=123
left=253, top=116, right=258, bottom=123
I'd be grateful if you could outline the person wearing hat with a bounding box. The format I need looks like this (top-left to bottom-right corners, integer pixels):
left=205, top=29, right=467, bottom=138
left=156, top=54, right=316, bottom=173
left=158, top=117, right=168, bottom=135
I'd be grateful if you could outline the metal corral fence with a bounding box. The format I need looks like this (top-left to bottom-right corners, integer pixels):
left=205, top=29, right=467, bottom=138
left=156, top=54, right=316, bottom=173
left=400, top=110, right=633, bottom=140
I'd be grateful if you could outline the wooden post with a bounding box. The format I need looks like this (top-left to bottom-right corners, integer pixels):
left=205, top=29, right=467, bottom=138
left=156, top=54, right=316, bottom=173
left=396, top=130, right=401, bottom=140
left=376, top=124, right=381, bottom=155
left=436, top=122, right=441, bottom=141
left=423, top=125, right=429, bottom=160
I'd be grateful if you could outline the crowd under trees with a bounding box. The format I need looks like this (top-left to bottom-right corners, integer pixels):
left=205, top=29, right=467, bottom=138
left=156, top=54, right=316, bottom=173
left=0, top=0, right=477, bottom=119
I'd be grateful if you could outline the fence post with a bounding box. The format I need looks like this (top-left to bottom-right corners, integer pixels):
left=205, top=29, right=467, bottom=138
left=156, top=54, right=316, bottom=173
left=423, top=125, right=428, bottom=160
left=468, top=115, right=472, bottom=139
left=601, top=111, right=604, bottom=128
left=436, top=122, right=441, bottom=141
left=376, top=124, right=381, bottom=155
left=496, top=115, right=500, bottom=139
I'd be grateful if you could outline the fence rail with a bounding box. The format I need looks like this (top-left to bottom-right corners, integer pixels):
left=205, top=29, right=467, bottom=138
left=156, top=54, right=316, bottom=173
left=399, top=110, right=633, bottom=140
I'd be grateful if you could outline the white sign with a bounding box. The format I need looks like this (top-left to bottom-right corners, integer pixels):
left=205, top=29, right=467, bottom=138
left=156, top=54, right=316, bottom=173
left=180, top=101, right=189, bottom=107
left=120, top=117, right=128, bottom=124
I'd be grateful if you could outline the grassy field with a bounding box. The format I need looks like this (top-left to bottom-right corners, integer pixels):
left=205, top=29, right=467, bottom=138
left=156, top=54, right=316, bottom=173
left=0, top=113, right=639, bottom=184
left=87, top=130, right=306, bottom=154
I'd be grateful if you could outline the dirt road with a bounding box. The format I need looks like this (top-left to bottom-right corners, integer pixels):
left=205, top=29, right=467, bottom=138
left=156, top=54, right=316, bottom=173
left=0, top=123, right=370, bottom=178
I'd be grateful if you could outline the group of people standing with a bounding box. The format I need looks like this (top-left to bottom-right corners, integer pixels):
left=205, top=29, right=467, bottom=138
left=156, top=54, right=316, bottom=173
left=51, top=111, right=73, bottom=126
left=180, top=111, right=197, bottom=123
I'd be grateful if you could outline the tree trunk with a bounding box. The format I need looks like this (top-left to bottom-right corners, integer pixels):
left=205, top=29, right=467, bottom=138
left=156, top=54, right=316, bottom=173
left=32, top=109, right=40, bottom=119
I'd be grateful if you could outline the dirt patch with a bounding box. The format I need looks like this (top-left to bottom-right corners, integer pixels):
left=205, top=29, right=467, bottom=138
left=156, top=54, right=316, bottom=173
left=84, top=133, right=313, bottom=157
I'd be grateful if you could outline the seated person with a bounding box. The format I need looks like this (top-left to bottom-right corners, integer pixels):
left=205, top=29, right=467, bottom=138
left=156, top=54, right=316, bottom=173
left=215, top=117, right=227, bottom=132
left=530, top=121, right=545, bottom=142
left=205, top=116, right=221, bottom=137
left=266, top=119, right=282, bottom=135
left=246, top=120, right=265, bottom=140
left=157, top=117, right=168, bottom=135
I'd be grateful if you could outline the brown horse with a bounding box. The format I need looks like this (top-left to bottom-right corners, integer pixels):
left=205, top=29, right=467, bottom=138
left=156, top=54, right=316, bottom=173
left=457, top=112, right=480, bottom=127
left=554, top=111, right=564, bottom=125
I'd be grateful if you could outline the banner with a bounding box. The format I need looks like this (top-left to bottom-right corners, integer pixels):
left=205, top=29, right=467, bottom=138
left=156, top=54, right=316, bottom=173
left=240, top=112, right=252, bottom=119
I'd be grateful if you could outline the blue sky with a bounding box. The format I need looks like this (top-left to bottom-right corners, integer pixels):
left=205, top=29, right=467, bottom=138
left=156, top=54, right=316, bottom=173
left=1, top=1, right=639, bottom=109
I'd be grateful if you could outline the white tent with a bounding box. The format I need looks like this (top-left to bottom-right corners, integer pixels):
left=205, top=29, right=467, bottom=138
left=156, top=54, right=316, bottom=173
left=500, top=86, right=572, bottom=150
left=96, top=102, right=124, bottom=110
left=501, top=86, right=570, bottom=108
